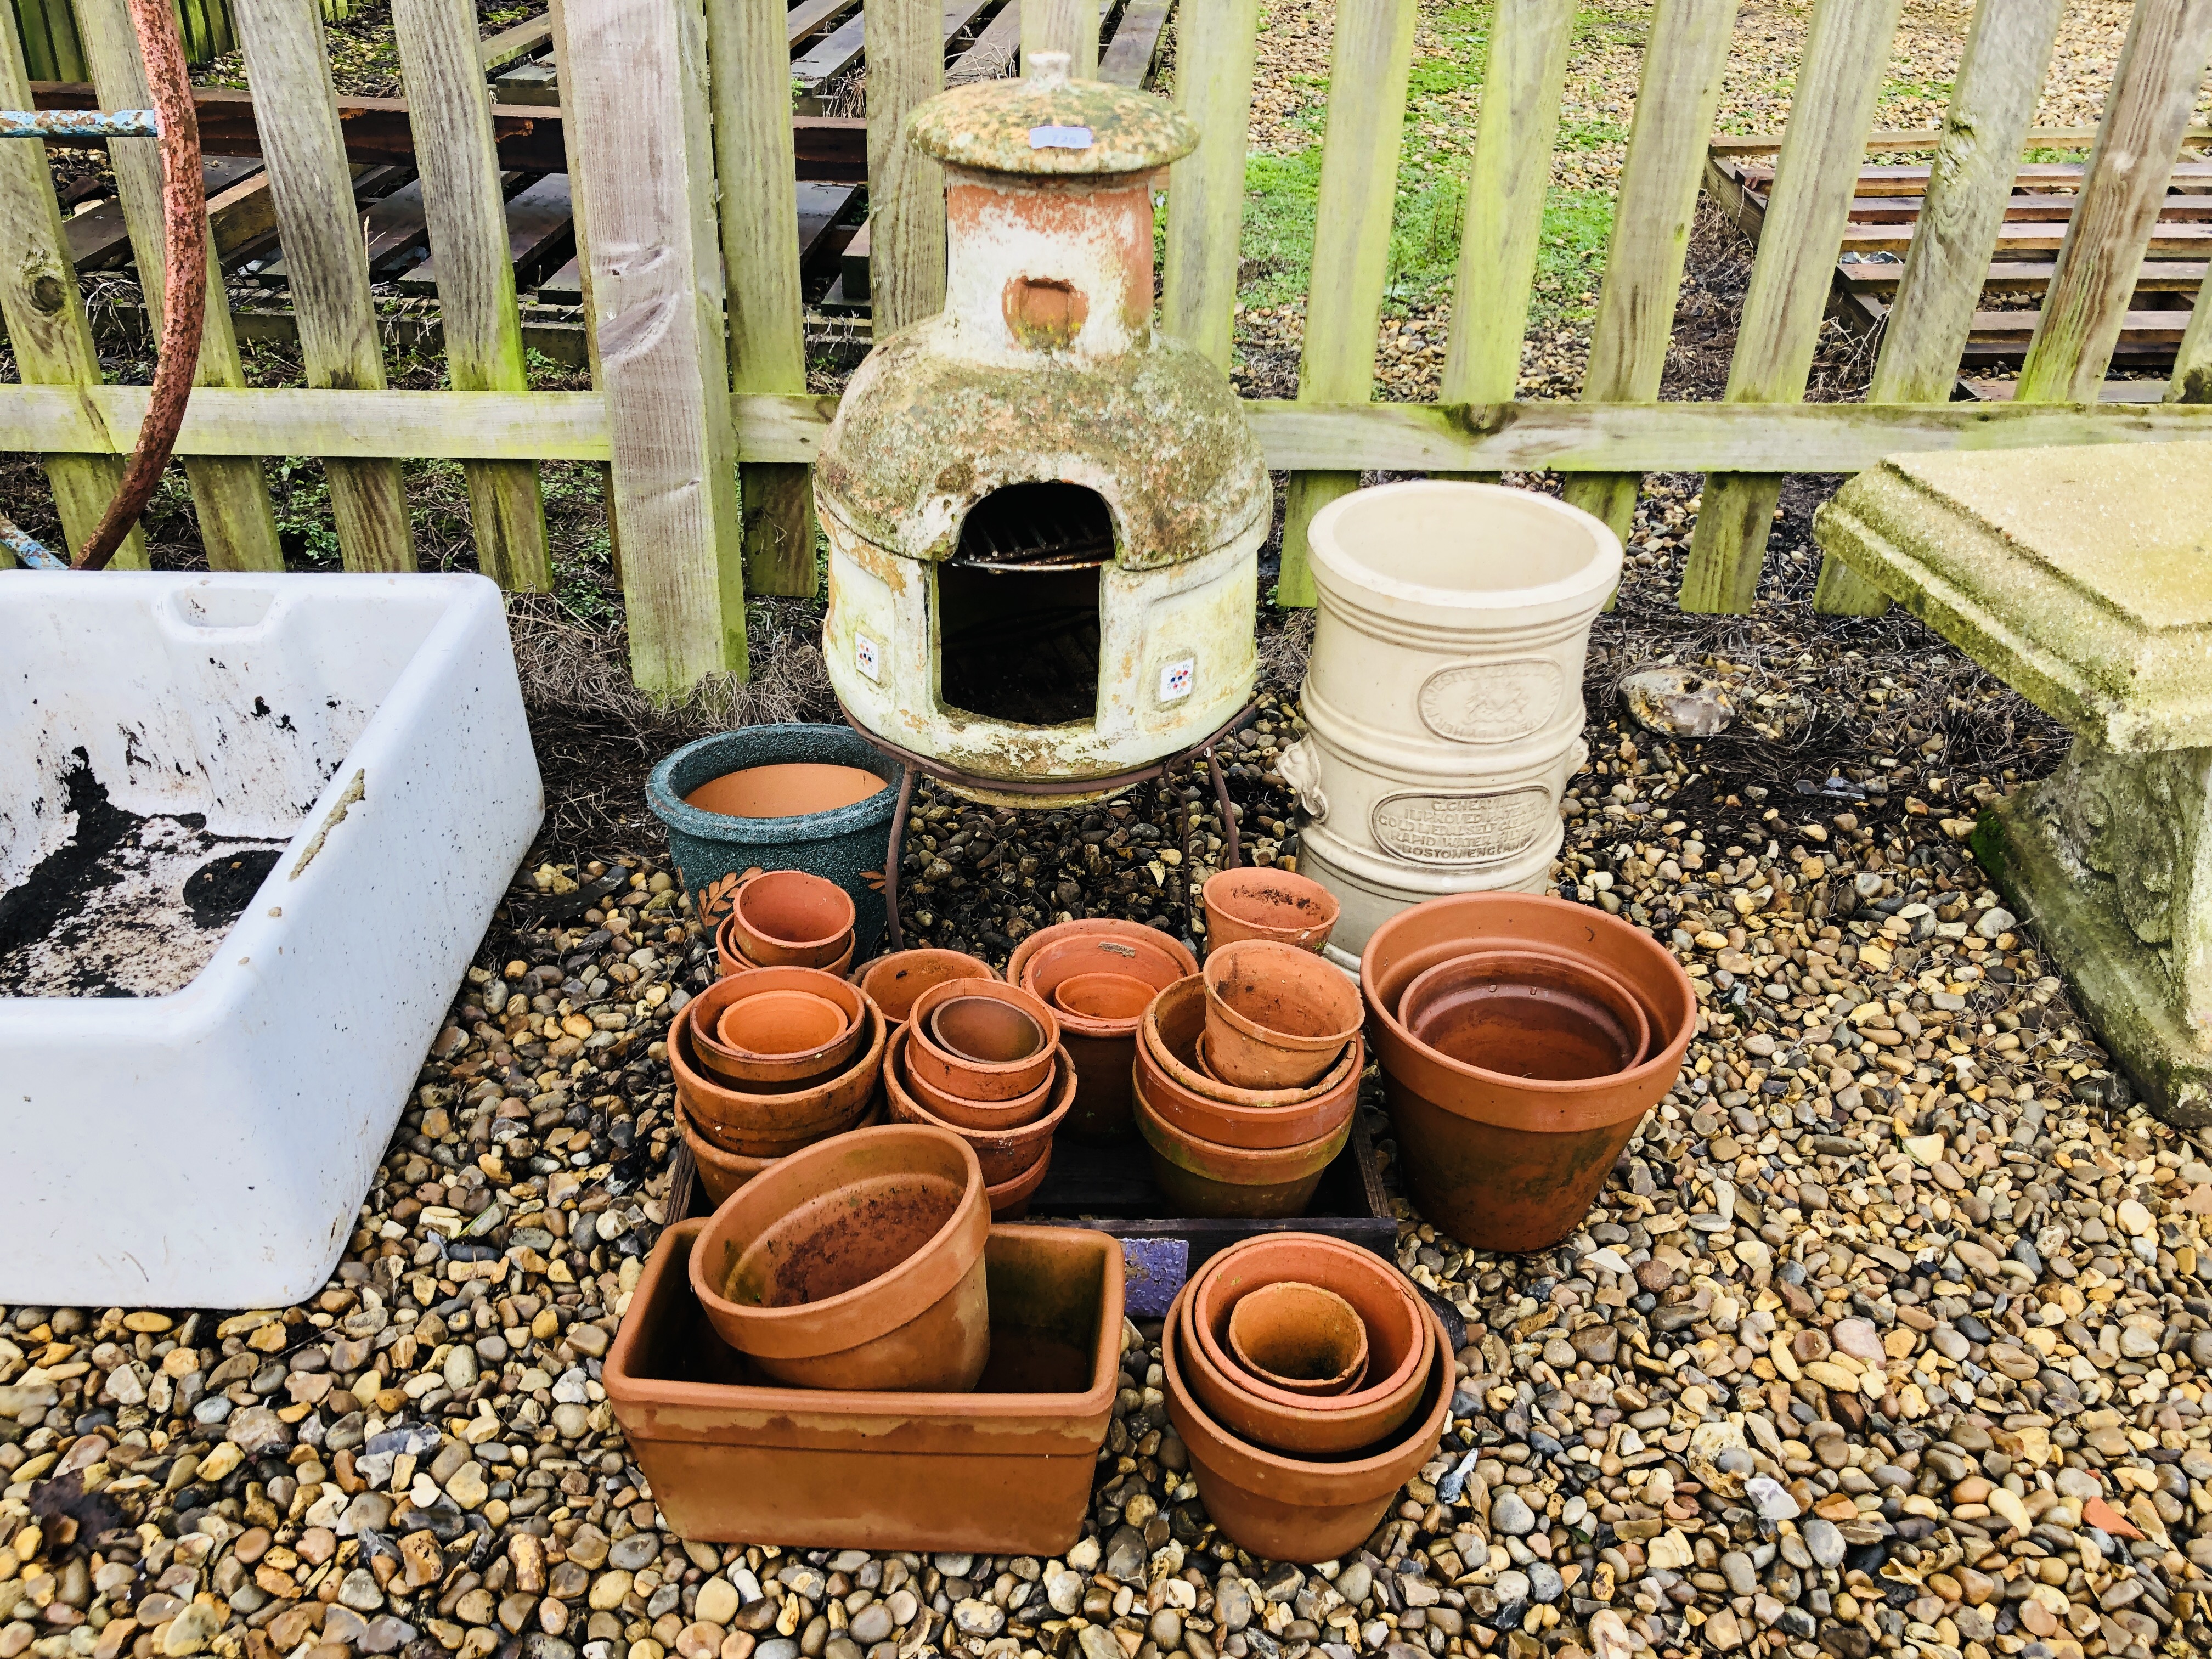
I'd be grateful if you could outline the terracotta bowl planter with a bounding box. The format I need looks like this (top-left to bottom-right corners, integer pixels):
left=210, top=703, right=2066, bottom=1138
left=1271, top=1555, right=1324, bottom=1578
left=1165, top=1283, right=1452, bottom=1563
left=673, top=992, right=887, bottom=1152
left=906, top=978, right=1060, bottom=1102
left=1137, top=977, right=1359, bottom=1151
left=906, top=1057, right=1057, bottom=1130
left=1051, top=973, right=1156, bottom=1022
left=1203, top=940, right=1362, bottom=1090
left=1362, top=892, right=1696, bottom=1252
left=856, top=949, right=995, bottom=1025
left=731, top=869, right=859, bottom=969
left=1401, top=947, right=1649, bottom=1080
left=718, top=911, right=854, bottom=979
left=1202, top=867, right=1340, bottom=956
left=719, top=989, right=848, bottom=1056
left=684, top=972, right=861, bottom=1090
left=689, top=1124, right=991, bottom=1391
left=1132, top=1075, right=1350, bottom=1218
left=1227, top=1282, right=1368, bottom=1396
left=1007, top=919, right=1199, bottom=1144
left=1182, top=1233, right=1431, bottom=1453
left=986, top=1142, right=1053, bottom=1220
left=681, top=1097, right=887, bottom=1207
left=885, top=1025, right=1077, bottom=1184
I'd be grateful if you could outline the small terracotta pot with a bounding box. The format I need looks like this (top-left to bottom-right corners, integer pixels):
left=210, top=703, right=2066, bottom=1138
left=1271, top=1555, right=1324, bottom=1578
left=1201, top=867, right=1341, bottom=956
left=932, top=996, right=1046, bottom=1065
left=906, top=1057, right=1057, bottom=1130
left=1132, top=1075, right=1350, bottom=1218
left=687, top=969, right=870, bottom=1085
left=855, top=949, right=995, bottom=1024
left=1203, top=940, right=1362, bottom=1090
left=1007, top=919, right=1199, bottom=1144
left=718, top=990, right=849, bottom=1059
left=718, top=911, right=855, bottom=980
left=986, top=1142, right=1052, bottom=1220
left=672, top=992, right=887, bottom=1150
left=1363, top=893, right=1695, bottom=1252
left=885, top=1025, right=1076, bottom=1184
left=1165, top=1286, right=1451, bottom=1563
left=1227, top=1282, right=1368, bottom=1397
left=1051, top=973, right=1156, bottom=1022
left=681, top=1097, right=887, bottom=1207
left=1136, top=977, right=1359, bottom=1151
left=905, top=978, right=1060, bottom=1102
left=1183, top=1232, right=1432, bottom=1453
left=730, top=870, right=858, bottom=969
left=689, top=1124, right=991, bottom=1391
left=1401, top=947, right=1649, bottom=1080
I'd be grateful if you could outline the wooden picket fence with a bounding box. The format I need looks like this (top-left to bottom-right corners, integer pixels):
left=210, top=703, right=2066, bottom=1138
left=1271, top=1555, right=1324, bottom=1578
left=9, top=0, right=358, bottom=77
left=3, top=0, right=2212, bottom=695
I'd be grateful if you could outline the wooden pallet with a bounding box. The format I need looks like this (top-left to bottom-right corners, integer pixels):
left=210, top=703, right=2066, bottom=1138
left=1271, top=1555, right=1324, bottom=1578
left=1706, top=153, right=2210, bottom=369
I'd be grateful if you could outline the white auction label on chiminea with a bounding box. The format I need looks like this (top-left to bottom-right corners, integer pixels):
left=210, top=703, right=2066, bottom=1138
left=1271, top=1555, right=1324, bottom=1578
left=855, top=634, right=882, bottom=681
left=1159, top=657, right=1195, bottom=702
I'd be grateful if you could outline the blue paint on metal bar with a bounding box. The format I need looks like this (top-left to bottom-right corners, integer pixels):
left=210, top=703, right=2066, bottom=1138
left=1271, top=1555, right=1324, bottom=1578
left=0, top=109, right=161, bottom=139
left=1, top=514, right=69, bottom=569
left=1120, top=1237, right=1189, bottom=1316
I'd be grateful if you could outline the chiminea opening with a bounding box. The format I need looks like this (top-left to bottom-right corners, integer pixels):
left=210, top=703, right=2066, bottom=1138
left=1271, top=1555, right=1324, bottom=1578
left=935, top=483, right=1112, bottom=727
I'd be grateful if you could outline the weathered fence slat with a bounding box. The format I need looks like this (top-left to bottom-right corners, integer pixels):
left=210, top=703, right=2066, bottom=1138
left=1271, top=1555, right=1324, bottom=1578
left=77, top=0, right=283, bottom=572
left=708, top=0, right=816, bottom=597
left=1161, top=0, right=1256, bottom=370
left=2174, top=281, right=2212, bottom=404
left=391, top=0, right=552, bottom=591
left=232, top=0, right=415, bottom=572
left=0, top=0, right=142, bottom=568
left=1022, top=0, right=1096, bottom=76
left=866, top=0, right=946, bottom=335
left=1677, top=0, right=1905, bottom=614
left=555, top=0, right=748, bottom=690
left=1276, top=0, right=1417, bottom=607
left=1560, top=0, right=1739, bottom=545
left=1810, top=0, right=2067, bottom=615
left=2017, top=0, right=2212, bottom=404
left=1440, top=0, right=1575, bottom=417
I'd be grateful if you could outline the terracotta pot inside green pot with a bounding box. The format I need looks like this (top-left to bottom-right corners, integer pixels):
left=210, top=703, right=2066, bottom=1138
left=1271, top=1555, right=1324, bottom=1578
left=649, top=725, right=901, bottom=957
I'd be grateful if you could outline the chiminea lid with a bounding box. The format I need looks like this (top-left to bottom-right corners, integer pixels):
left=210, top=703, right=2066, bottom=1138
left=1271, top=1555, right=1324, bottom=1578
left=907, top=52, right=1198, bottom=177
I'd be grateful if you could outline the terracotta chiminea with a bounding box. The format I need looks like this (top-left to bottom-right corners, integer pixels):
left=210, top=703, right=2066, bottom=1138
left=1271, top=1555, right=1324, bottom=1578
left=815, top=55, right=1267, bottom=805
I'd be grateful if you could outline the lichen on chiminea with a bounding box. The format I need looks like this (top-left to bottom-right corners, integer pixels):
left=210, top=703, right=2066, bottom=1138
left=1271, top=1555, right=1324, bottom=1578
left=816, top=53, right=1267, bottom=805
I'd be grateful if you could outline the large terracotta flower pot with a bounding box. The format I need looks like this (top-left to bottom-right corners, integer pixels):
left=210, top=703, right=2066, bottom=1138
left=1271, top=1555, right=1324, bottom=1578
left=731, top=870, right=858, bottom=969
left=1137, top=977, right=1359, bottom=1151
left=1228, top=1282, right=1368, bottom=1396
left=1182, top=1233, right=1431, bottom=1453
left=608, top=1217, right=1122, bottom=1550
left=885, top=1025, right=1076, bottom=1183
left=689, top=1124, right=990, bottom=1391
left=906, top=978, right=1060, bottom=1101
left=672, top=995, right=887, bottom=1154
left=1007, top=920, right=1199, bottom=1143
left=1201, top=867, right=1340, bottom=956
left=1203, top=940, right=1362, bottom=1090
left=1164, top=1284, right=1452, bottom=1563
left=1132, top=1075, right=1350, bottom=1218
left=689, top=968, right=870, bottom=1087
left=681, top=1097, right=888, bottom=1206
left=1362, top=891, right=1695, bottom=1252
left=855, top=949, right=995, bottom=1024
left=717, top=912, right=855, bottom=979
left=1400, top=947, right=1649, bottom=1079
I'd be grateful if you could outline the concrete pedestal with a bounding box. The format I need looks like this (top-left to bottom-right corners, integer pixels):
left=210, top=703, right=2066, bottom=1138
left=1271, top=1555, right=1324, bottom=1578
left=1815, top=442, right=2212, bottom=1124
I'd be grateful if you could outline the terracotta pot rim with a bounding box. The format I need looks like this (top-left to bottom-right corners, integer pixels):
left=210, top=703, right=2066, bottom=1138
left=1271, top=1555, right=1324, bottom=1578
left=687, top=1123, right=989, bottom=1361
left=986, top=1141, right=1054, bottom=1212
left=1164, top=1283, right=1452, bottom=1502
left=1007, top=920, right=1199, bottom=1039
left=886, top=1025, right=1077, bottom=1155
left=679, top=1096, right=889, bottom=1195
left=1188, top=1233, right=1430, bottom=1416
left=906, top=977, right=1063, bottom=1085
left=1133, top=1076, right=1351, bottom=1181
left=733, top=868, right=860, bottom=955
left=905, top=1051, right=1058, bottom=1126
left=1140, top=978, right=1361, bottom=1110
left=686, top=1089, right=876, bottom=1157
left=1400, top=946, right=1652, bottom=1081
left=1051, top=972, right=1159, bottom=1022
left=696, top=969, right=868, bottom=1082
left=1133, top=1025, right=1359, bottom=1152
left=672, top=994, right=888, bottom=1135
left=1201, top=867, right=1342, bottom=946
left=1204, top=940, right=1364, bottom=1054
left=716, top=912, right=857, bottom=979
left=854, top=949, right=996, bottom=1023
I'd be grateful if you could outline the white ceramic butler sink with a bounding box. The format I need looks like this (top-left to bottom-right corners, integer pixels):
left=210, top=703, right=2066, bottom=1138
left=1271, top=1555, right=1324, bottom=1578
left=1, top=573, right=541, bottom=1307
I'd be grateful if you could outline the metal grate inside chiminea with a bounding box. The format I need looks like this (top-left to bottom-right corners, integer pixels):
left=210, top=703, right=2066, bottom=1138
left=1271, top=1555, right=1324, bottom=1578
left=815, top=55, right=1268, bottom=807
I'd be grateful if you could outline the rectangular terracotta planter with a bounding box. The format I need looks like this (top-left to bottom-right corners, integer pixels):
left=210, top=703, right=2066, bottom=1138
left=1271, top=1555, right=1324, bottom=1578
left=608, top=1218, right=1124, bottom=1550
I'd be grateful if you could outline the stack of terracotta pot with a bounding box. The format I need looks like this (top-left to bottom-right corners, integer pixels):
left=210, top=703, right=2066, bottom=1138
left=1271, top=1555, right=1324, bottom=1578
left=1200, top=867, right=1340, bottom=956
left=715, top=870, right=857, bottom=976
left=1132, top=939, right=1362, bottom=1216
left=688, top=1124, right=993, bottom=1391
left=1362, top=891, right=1696, bottom=1251
left=1005, top=919, right=1198, bottom=1141
left=673, top=966, right=889, bottom=1203
left=1163, top=1234, right=1450, bottom=1562
left=854, top=947, right=994, bottom=1026
left=883, top=978, right=1075, bottom=1218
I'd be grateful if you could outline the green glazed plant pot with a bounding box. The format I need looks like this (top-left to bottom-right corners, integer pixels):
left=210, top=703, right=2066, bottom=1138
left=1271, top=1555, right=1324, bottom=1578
left=647, top=725, right=902, bottom=957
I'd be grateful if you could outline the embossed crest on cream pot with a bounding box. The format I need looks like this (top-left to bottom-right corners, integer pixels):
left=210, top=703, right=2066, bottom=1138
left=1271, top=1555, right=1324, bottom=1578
left=1280, top=482, right=1622, bottom=958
